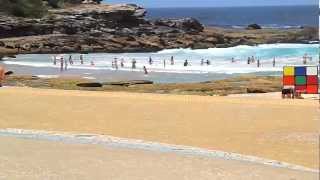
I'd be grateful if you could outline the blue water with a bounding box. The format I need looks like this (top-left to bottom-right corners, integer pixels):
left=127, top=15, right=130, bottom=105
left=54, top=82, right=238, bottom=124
left=146, top=6, right=318, bottom=28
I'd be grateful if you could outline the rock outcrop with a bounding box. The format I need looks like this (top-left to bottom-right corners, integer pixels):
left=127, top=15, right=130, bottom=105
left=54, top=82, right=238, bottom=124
left=0, top=3, right=317, bottom=56
left=246, top=24, right=262, bottom=30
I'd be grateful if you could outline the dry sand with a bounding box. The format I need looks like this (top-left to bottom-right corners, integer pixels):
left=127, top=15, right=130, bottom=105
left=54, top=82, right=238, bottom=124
left=0, top=87, right=319, bottom=169
left=0, top=136, right=317, bottom=180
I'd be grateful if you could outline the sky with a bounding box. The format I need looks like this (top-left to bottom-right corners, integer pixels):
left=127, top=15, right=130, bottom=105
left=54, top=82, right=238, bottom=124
left=103, top=0, right=318, bottom=8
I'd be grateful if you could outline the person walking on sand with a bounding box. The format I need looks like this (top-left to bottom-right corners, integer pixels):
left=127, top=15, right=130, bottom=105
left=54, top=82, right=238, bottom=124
left=0, top=66, right=5, bottom=87
left=170, top=56, right=174, bottom=65
left=80, top=54, right=84, bottom=65
left=60, top=57, right=64, bottom=71
left=143, top=66, right=148, bottom=74
left=148, top=57, right=153, bottom=65
left=272, top=57, right=276, bottom=67
left=132, top=59, right=137, bottom=69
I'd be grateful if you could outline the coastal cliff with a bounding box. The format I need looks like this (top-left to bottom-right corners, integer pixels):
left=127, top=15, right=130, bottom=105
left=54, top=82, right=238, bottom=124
left=0, top=3, right=318, bottom=57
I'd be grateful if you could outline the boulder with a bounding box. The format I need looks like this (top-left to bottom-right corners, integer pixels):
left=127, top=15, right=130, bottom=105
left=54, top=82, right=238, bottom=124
left=246, top=24, right=262, bottom=30
left=77, top=82, right=103, bottom=87
left=247, top=88, right=267, bottom=93
left=154, top=18, right=204, bottom=32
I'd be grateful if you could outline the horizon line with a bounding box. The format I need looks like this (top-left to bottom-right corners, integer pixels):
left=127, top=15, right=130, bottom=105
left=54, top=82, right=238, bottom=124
left=143, top=4, right=318, bottom=8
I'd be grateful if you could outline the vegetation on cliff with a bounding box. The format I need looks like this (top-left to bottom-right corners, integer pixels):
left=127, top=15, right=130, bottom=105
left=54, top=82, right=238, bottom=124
left=0, top=0, right=102, bottom=17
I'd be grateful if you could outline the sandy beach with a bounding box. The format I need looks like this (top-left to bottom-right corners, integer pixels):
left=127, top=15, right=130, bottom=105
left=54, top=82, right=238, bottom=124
left=0, top=136, right=317, bottom=180
left=0, top=87, right=318, bottom=170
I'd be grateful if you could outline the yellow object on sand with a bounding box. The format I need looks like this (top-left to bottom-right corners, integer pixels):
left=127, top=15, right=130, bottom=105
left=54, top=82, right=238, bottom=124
left=283, top=66, right=295, bottom=76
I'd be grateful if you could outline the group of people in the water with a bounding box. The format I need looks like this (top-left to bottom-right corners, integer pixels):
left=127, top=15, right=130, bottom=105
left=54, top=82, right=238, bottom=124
left=53, top=53, right=313, bottom=74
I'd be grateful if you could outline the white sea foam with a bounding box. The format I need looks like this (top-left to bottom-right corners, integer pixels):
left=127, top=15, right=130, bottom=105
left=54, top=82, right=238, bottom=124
left=2, top=43, right=318, bottom=75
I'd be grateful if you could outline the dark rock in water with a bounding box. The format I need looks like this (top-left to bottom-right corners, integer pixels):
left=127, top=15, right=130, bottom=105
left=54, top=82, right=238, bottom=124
left=154, top=18, right=204, bottom=32
left=247, top=88, right=267, bottom=93
left=4, top=71, right=13, bottom=75
left=246, top=24, right=262, bottom=30
left=77, top=82, right=103, bottom=87
left=103, top=80, right=153, bottom=86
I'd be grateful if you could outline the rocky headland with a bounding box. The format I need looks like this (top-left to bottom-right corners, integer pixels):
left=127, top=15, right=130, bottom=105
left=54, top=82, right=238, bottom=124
left=0, top=3, right=318, bottom=58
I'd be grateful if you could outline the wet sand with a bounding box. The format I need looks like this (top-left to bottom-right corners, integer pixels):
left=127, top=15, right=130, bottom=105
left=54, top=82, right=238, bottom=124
left=0, top=136, right=317, bottom=180
left=0, top=87, right=318, bottom=169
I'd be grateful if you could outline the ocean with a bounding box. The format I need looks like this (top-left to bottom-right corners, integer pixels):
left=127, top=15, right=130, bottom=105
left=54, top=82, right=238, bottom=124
left=146, top=6, right=318, bottom=28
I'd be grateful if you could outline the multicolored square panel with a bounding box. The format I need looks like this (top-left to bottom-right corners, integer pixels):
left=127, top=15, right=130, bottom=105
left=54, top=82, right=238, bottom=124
left=283, top=66, right=319, bottom=94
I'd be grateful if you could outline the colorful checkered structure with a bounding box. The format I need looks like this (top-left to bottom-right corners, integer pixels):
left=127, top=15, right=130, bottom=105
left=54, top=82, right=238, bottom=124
left=283, top=66, right=319, bottom=94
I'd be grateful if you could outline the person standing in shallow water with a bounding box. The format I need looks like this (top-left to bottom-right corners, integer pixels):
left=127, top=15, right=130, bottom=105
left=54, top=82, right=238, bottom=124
left=201, top=59, right=204, bottom=66
left=132, top=59, right=137, bottom=69
left=149, top=57, right=153, bottom=65
left=120, top=59, right=125, bottom=68
left=184, top=60, right=189, bottom=67
left=272, top=57, right=276, bottom=67
left=257, top=58, right=261, bottom=68
left=65, top=57, right=68, bottom=70
left=80, top=54, right=84, bottom=65
left=170, top=56, right=174, bottom=65
left=163, top=60, right=166, bottom=68
left=69, top=55, right=73, bottom=65
left=143, top=66, right=148, bottom=74
left=60, top=57, right=64, bottom=71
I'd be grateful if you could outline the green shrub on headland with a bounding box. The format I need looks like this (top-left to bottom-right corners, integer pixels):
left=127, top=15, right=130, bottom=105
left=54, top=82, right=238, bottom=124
left=0, top=0, right=102, bottom=17
left=0, top=0, right=47, bottom=18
